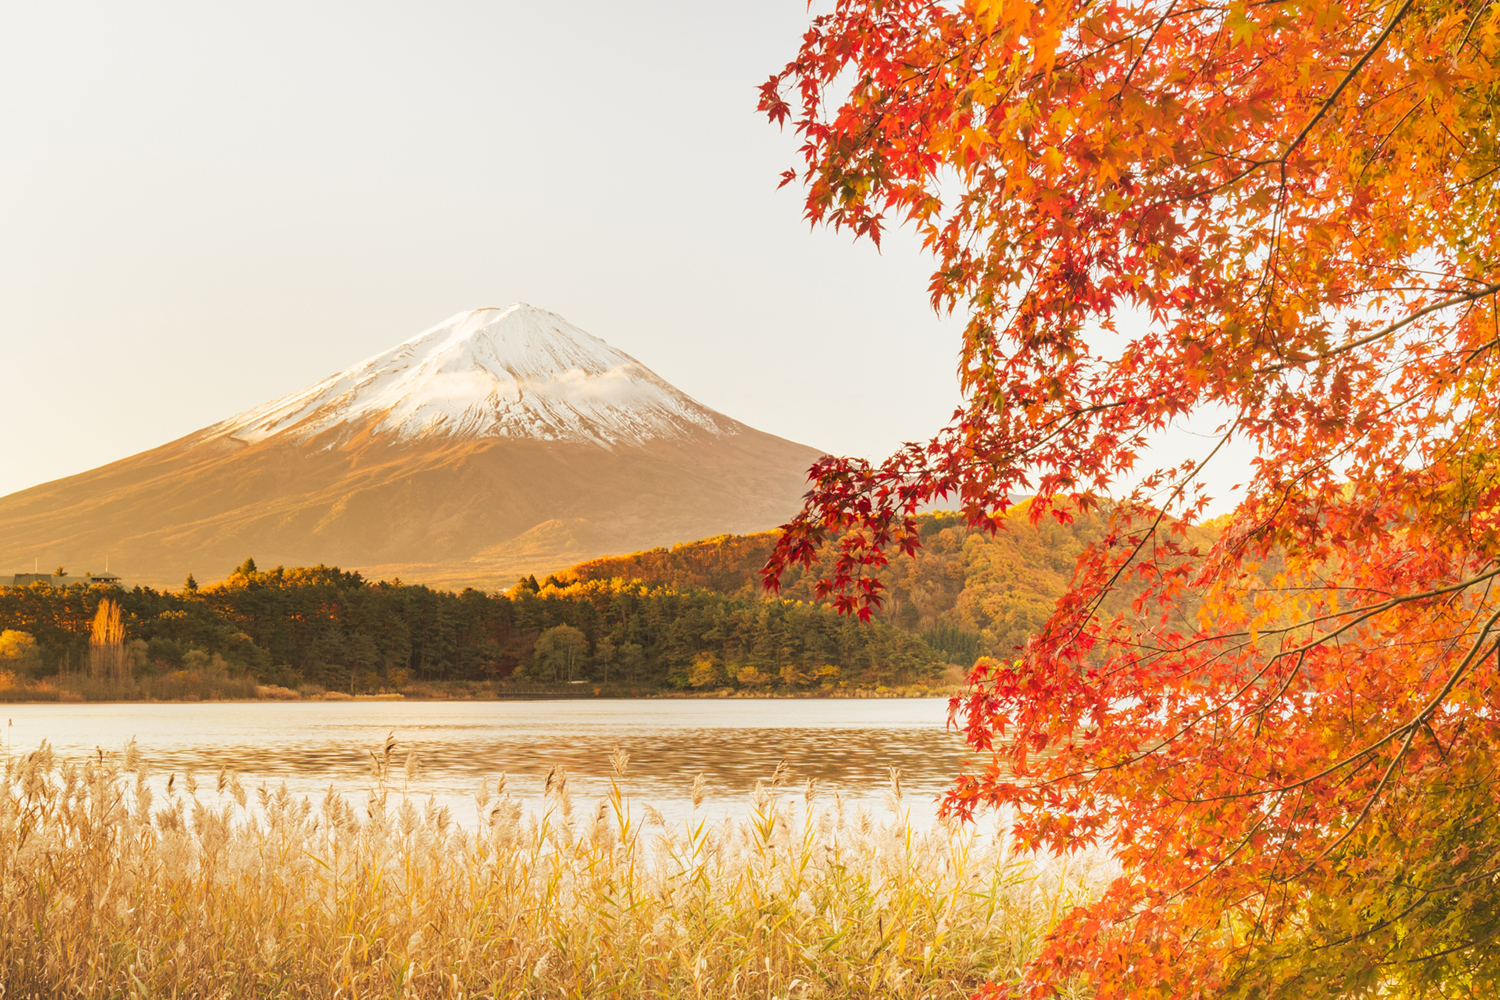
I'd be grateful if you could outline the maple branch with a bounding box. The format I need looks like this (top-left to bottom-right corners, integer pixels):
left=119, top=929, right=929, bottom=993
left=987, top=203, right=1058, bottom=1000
left=1122, top=560, right=1500, bottom=693
left=972, top=395, right=1135, bottom=468
left=1096, top=577, right=1500, bottom=807
left=1251, top=605, right=1500, bottom=854
left=780, top=0, right=1500, bottom=988
left=1302, top=861, right=1500, bottom=955
left=1278, top=0, right=1417, bottom=164
left=1259, top=282, right=1500, bottom=373
left=1049, top=420, right=1240, bottom=649
left=1386, top=923, right=1500, bottom=967
left=1305, top=724, right=1420, bottom=867
left=1139, top=0, right=1421, bottom=213
left=1194, top=564, right=1500, bottom=652
left=1168, top=793, right=1280, bottom=900
left=1114, top=0, right=1181, bottom=100
left=1357, top=99, right=1425, bottom=183
left=1455, top=161, right=1500, bottom=190
left=1402, top=605, right=1500, bottom=735
left=1015, top=563, right=1500, bottom=797
left=1250, top=647, right=1309, bottom=736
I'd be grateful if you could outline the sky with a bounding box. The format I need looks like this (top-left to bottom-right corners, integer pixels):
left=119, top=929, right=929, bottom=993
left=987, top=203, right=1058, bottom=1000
left=0, top=0, right=966, bottom=499
left=0, top=1, right=1245, bottom=505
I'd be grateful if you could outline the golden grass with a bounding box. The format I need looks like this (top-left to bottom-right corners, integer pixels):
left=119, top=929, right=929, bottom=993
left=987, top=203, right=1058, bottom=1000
left=0, top=669, right=262, bottom=704
left=0, top=741, right=1101, bottom=999
left=254, top=684, right=303, bottom=700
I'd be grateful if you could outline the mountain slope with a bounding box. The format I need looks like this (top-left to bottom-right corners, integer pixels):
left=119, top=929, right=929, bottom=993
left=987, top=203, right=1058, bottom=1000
left=0, top=305, right=823, bottom=589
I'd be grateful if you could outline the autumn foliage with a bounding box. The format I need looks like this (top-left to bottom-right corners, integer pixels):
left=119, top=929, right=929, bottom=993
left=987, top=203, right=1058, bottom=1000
left=762, top=0, right=1500, bottom=995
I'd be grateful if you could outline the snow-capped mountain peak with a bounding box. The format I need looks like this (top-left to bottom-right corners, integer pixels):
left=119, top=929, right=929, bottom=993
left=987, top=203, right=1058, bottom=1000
left=210, top=304, right=735, bottom=447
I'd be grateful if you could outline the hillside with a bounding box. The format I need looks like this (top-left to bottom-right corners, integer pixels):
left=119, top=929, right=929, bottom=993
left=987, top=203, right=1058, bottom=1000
left=569, top=503, right=1219, bottom=663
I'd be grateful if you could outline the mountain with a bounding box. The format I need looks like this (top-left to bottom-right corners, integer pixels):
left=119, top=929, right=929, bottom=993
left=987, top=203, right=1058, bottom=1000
left=214, top=304, right=742, bottom=448
left=0, top=305, right=824, bottom=590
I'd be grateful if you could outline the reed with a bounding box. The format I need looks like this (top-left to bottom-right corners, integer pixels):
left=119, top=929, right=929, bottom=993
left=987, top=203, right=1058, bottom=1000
left=0, top=741, right=1101, bottom=999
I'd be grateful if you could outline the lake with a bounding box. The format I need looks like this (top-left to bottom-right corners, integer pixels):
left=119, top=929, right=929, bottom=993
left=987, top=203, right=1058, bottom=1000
left=0, top=698, right=974, bottom=828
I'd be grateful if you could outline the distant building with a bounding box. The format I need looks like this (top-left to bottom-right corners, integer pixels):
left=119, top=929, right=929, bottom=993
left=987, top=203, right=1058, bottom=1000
left=7, top=571, right=123, bottom=589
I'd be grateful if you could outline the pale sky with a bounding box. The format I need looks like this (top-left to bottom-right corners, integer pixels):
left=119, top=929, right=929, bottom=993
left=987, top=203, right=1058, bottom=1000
left=0, top=0, right=968, bottom=499
left=0, top=1, right=1246, bottom=509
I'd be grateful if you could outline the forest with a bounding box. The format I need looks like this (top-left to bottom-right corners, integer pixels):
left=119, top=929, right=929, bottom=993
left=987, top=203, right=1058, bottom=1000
left=0, top=503, right=1192, bottom=700
left=0, top=553, right=947, bottom=698
left=574, top=501, right=1201, bottom=666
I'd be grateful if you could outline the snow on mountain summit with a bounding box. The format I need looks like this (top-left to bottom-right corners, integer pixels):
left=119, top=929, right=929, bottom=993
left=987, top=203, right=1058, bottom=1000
left=210, top=304, right=736, bottom=447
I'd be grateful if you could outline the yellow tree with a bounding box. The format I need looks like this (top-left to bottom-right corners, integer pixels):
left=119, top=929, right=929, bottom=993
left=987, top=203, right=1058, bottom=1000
left=89, top=598, right=129, bottom=683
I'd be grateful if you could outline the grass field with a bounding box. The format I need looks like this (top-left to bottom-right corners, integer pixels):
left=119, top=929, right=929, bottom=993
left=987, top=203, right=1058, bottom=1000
left=0, top=740, right=1101, bottom=998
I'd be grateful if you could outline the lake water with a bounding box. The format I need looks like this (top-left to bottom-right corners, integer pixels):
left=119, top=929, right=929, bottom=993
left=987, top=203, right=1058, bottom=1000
left=0, top=698, right=974, bottom=828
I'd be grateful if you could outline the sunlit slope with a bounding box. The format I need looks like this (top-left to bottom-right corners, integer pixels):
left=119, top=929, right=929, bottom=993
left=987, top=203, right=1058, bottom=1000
left=566, top=505, right=1222, bottom=660
left=0, top=306, right=822, bottom=589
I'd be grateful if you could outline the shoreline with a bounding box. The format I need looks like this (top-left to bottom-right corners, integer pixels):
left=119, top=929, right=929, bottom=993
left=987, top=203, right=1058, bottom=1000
left=1, top=667, right=970, bottom=707
left=0, top=687, right=965, bottom=705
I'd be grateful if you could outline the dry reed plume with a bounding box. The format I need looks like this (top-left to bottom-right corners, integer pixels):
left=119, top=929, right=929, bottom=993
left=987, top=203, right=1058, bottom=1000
left=0, top=740, right=1100, bottom=999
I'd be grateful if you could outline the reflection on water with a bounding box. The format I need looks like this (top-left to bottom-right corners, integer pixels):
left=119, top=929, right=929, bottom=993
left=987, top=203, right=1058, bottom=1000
left=0, top=699, right=972, bottom=826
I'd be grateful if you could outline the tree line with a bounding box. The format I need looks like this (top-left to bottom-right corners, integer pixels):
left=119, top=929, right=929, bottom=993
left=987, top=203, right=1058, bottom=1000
left=572, top=504, right=1193, bottom=664
left=0, top=557, right=942, bottom=693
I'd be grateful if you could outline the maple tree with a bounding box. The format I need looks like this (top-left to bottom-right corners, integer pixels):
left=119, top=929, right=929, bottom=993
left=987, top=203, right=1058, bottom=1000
left=761, top=0, right=1500, bottom=996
